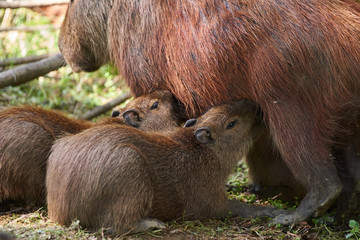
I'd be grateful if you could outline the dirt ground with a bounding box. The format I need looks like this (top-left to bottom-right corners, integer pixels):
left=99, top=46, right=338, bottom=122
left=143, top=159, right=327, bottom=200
left=0, top=205, right=350, bottom=240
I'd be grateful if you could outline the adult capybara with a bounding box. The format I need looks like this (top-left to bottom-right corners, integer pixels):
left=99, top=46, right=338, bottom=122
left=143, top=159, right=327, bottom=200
left=46, top=100, right=288, bottom=234
left=0, top=92, right=182, bottom=208
left=59, top=0, right=360, bottom=224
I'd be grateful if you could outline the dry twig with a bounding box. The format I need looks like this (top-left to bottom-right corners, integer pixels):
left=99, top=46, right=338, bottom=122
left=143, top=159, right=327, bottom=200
left=0, top=25, right=59, bottom=32
left=0, top=53, right=66, bottom=88
left=79, top=92, right=132, bottom=120
left=0, top=0, right=69, bottom=8
left=0, top=53, right=55, bottom=67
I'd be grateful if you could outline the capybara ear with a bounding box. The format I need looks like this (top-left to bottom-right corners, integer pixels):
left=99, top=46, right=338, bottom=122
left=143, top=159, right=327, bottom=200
left=242, top=99, right=263, bottom=124
left=194, top=126, right=213, bottom=144
left=123, top=109, right=141, bottom=128
left=111, top=110, right=121, bottom=117
left=183, top=118, right=197, bottom=128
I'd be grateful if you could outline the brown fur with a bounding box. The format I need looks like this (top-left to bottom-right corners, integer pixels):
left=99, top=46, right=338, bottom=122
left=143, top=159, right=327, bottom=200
left=58, top=0, right=112, bottom=72
left=46, top=100, right=288, bottom=234
left=118, top=90, right=185, bottom=132
left=0, top=106, right=93, bottom=207
left=59, top=0, right=360, bottom=224
left=0, top=91, right=181, bottom=208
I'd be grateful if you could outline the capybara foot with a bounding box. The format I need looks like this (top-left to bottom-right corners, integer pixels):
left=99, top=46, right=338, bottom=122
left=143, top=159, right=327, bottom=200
left=131, top=218, right=166, bottom=233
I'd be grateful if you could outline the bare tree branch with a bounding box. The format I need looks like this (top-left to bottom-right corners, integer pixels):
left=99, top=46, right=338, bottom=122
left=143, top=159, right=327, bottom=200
left=79, top=92, right=132, bottom=120
left=0, top=53, right=66, bottom=88
left=0, top=25, right=60, bottom=32
left=0, top=53, right=55, bottom=67
left=0, top=1, right=69, bottom=8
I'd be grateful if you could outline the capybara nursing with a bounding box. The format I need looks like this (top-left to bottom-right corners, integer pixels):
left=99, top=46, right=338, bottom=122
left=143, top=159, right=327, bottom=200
left=0, top=91, right=182, bottom=208
left=46, top=100, right=287, bottom=234
left=59, top=0, right=360, bottom=224
left=0, top=106, right=93, bottom=207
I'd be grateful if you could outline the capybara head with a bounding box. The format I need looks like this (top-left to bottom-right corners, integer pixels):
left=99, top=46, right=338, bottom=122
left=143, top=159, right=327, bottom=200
left=186, top=100, right=263, bottom=154
left=122, top=90, right=185, bottom=131
left=58, top=0, right=112, bottom=72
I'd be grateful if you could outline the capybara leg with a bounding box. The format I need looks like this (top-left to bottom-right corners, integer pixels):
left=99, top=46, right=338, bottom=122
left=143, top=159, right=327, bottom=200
left=131, top=218, right=166, bottom=233
left=265, top=104, right=342, bottom=225
left=246, top=131, right=305, bottom=202
left=334, top=146, right=360, bottom=223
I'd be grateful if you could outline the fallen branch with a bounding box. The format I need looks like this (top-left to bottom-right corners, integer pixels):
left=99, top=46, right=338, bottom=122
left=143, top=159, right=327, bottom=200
left=79, top=92, right=132, bottom=120
left=0, top=0, right=69, bottom=8
left=0, top=24, right=60, bottom=32
left=0, top=53, right=66, bottom=88
left=0, top=53, right=55, bottom=67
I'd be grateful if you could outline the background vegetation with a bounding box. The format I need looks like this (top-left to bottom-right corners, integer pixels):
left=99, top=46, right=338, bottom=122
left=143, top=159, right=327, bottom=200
left=0, top=7, right=129, bottom=117
left=0, top=6, right=359, bottom=240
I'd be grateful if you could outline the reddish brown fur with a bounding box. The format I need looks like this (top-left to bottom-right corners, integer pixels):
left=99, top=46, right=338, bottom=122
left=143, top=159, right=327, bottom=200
left=0, top=91, right=181, bottom=208
left=46, top=100, right=288, bottom=234
left=59, top=0, right=360, bottom=224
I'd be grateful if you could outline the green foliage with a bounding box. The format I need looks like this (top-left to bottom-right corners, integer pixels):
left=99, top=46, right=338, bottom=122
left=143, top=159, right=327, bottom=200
left=0, top=8, right=56, bottom=57
left=346, top=220, right=360, bottom=239
left=0, top=8, right=129, bottom=118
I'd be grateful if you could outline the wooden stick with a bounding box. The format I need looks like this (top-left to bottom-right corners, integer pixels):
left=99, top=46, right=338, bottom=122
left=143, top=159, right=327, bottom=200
left=0, top=53, right=55, bottom=67
left=79, top=92, right=132, bottom=120
left=0, top=53, right=66, bottom=88
left=0, top=25, right=60, bottom=32
left=0, top=0, right=69, bottom=8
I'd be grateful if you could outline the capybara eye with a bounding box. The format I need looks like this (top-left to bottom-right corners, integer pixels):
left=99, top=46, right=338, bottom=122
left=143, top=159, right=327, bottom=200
left=226, top=120, right=237, bottom=130
left=151, top=101, right=159, bottom=110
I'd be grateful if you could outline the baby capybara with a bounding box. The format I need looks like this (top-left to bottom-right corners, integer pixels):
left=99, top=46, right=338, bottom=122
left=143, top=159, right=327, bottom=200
left=0, top=91, right=182, bottom=208
left=0, top=106, right=93, bottom=208
left=46, top=100, right=288, bottom=234
left=120, top=90, right=185, bottom=131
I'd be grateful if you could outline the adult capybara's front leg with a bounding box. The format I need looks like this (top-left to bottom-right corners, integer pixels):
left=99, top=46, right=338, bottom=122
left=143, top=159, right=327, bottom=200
left=265, top=102, right=342, bottom=225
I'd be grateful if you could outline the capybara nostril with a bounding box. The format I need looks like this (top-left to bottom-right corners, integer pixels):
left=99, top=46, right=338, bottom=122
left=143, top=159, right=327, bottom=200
left=123, top=109, right=141, bottom=128
left=194, top=127, right=213, bottom=144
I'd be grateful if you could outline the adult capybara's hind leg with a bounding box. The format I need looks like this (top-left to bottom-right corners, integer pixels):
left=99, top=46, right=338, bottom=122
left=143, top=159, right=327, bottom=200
left=246, top=131, right=306, bottom=202
left=334, top=125, right=360, bottom=223
left=264, top=103, right=342, bottom=225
